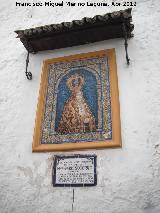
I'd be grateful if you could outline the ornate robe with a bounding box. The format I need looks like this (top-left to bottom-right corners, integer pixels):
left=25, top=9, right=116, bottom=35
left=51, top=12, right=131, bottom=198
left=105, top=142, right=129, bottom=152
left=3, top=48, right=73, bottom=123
left=57, top=75, right=96, bottom=134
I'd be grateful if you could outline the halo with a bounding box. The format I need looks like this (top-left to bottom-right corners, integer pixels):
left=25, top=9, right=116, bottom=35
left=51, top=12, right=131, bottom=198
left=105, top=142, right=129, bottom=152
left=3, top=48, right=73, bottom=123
left=66, top=74, right=84, bottom=91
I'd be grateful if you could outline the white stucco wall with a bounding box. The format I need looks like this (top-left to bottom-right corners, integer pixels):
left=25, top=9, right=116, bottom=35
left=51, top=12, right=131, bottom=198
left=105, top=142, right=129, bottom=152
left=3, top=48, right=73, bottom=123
left=0, top=0, right=160, bottom=212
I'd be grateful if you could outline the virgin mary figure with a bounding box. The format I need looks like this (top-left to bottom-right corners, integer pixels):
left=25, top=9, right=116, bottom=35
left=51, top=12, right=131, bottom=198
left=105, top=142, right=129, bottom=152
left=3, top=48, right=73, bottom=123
left=57, top=74, right=96, bottom=134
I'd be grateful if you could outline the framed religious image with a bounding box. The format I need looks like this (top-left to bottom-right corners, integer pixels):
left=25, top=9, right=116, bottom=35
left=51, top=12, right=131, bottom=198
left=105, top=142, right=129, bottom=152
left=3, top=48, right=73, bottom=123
left=32, top=49, right=121, bottom=152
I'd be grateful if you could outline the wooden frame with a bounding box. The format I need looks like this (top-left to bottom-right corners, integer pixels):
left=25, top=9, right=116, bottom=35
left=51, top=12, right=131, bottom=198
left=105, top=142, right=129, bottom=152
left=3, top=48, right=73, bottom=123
left=32, top=49, right=121, bottom=152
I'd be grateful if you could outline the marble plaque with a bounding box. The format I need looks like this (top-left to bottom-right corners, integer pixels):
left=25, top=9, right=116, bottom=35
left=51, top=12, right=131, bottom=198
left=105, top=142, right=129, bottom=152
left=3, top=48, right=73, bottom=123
left=53, top=155, right=97, bottom=187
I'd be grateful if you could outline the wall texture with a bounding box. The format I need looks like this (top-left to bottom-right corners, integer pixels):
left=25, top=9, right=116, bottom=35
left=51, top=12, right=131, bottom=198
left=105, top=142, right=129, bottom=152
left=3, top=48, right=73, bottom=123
left=0, top=0, right=160, bottom=212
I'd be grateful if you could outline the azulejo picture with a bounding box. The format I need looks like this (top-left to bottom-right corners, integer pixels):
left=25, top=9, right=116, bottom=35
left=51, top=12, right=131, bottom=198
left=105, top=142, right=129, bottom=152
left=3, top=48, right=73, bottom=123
left=33, top=49, right=121, bottom=151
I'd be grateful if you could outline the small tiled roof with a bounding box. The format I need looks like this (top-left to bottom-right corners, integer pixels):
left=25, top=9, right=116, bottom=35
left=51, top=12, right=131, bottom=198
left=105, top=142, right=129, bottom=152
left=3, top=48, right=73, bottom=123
left=15, top=8, right=134, bottom=53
